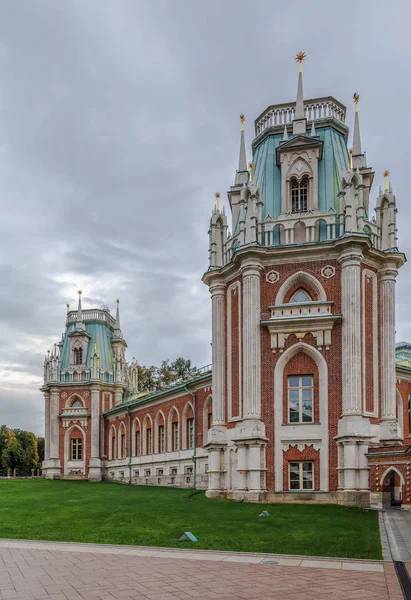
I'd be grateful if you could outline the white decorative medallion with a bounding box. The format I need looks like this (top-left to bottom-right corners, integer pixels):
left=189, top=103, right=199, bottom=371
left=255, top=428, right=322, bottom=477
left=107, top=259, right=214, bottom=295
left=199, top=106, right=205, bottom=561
left=321, top=265, right=335, bottom=279
left=84, top=391, right=90, bottom=397
left=61, top=392, right=67, bottom=399
left=266, top=270, right=280, bottom=284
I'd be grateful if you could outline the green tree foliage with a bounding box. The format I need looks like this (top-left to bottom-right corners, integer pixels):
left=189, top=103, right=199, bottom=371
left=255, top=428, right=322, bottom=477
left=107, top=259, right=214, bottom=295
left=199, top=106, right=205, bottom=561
left=0, top=427, right=42, bottom=475
left=137, top=358, right=200, bottom=393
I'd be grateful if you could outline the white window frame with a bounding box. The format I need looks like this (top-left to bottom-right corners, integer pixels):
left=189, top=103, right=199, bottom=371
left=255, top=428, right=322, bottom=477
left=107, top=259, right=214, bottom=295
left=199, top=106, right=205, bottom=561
left=147, top=428, right=152, bottom=454
left=159, top=425, right=165, bottom=453
left=172, top=422, right=179, bottom=451
left=187, top=418, right=194, bottom=449
left=71, top=438, right=82, bottom=461
left=288, top=375, right=314, bottom=423
left=289, top=461, right=314, bottom=491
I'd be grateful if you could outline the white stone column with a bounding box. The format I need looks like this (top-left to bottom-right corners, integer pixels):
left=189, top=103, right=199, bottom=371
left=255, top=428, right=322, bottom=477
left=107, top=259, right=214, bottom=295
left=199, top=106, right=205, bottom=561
left=358, top=441, right=369, bottom=490
left=242, top=263, right=261, bottom=419
left=44, top=392, right=50, bottom=461
left=234, top=444, right=248, bottom=500
left=206, top=281, right=227, bottom=499
left=91, top=386, right=100, bottom=458
left=343, top=441, right=357, bottom=490
left=339, top=247, right=363, bottom=416
left=44, top=387, right=61, bottom=479
left=380, top=264, right=401, bottom=441
left=210, top=282, right=226, bottom=425
left=49, top=387, right=60, bottom=459
left=114, top=387, right=123, bottom=407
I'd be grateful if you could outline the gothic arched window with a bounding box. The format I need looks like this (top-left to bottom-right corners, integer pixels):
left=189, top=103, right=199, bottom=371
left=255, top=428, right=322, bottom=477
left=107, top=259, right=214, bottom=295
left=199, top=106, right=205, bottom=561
left=291, top=178, right=308, bottom=212
left=74, top=347, right=83, bottom=365
left=290, top=289, right=311, bottom=303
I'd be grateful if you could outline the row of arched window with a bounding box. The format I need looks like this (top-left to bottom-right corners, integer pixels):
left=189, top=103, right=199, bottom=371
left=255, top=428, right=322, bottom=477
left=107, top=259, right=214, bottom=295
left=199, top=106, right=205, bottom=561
left=108, top=397, right=213, bottom=460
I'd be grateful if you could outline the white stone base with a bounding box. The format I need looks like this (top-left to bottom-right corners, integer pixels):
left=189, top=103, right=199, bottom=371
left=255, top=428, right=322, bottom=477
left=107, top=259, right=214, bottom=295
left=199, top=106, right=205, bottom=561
left=42, top=459, right=61, bottom=479
left=88, top=458, right=103, bottom=481
left=379, top=419, right=402, bottom=444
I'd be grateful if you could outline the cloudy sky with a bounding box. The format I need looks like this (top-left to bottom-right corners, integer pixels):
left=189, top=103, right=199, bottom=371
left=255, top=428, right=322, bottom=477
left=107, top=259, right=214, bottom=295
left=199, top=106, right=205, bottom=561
left=0, top=0, right=410, bottom=435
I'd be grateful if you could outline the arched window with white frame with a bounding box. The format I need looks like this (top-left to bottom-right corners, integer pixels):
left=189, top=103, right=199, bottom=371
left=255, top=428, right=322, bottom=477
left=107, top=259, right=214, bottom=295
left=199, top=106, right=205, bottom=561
left=291, top=177, right=308, bottom=212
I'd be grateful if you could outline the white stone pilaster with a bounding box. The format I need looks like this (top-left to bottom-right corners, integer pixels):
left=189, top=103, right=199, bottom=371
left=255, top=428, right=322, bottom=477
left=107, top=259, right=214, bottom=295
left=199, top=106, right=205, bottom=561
left=90, top=386, right=100, bottom=458
left=44, top=392, right=50, bottom=461
left=210, top=283, right=226, bottom=425
left=380, top=264, right=401, bottom=441
left=242, top=263, right=261, bottom=419
left=49, top=387, right=59, bottom=459
left=339, top=247, right=363, bottom=416
left=43, top=387, right=61, bottom=479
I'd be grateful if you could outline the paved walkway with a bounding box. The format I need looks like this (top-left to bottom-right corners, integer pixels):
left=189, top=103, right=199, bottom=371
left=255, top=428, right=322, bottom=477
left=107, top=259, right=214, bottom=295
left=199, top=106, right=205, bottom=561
left=0, top=539, right=404, bottom=600
left=383, top=508, right=411, bottom=561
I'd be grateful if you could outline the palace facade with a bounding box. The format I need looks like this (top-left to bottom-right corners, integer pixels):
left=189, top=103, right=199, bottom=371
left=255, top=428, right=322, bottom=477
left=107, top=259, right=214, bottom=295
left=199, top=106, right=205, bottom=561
left=42, top=60, right=411, bottom=509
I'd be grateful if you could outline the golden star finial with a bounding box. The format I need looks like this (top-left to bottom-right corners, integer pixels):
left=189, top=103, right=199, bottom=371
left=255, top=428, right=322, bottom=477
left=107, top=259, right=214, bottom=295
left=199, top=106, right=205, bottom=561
left=77, top=290, right=82, bottom=295
left=215, top=192, right=220, bottom=211
left=295, top=52, right=306, bottom=64
left=353, top=93, right=360, bottom=104
left=240, top=113, right=245, bottom=131
left=248, top=162, right=254, bottom=182
left=384, top=170, right=390, bottom=190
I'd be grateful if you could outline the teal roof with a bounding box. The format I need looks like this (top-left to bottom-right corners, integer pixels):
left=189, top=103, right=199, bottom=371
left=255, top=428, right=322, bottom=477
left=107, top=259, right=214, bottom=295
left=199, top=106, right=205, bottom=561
left=60, top=321, right=114, bottom=370
left=252, top=125, right=350, bottom=221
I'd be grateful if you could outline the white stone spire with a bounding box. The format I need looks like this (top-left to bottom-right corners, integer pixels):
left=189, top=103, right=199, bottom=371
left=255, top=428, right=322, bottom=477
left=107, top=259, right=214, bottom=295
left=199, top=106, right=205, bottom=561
left=282, top=125, right=288, bottom=141
left=235, top=114, right=249, bottom=186
left=76, top=290, right=85, bottom=331
left=114, top=299, right=121, bottom=335
left=352, top=93, right=362, bottom=156
left=293, top=52, right=307, bottom=136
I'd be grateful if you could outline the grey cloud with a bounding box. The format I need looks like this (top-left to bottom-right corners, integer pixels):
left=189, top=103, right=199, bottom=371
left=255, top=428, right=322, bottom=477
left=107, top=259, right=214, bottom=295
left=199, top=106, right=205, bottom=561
left=0, top=0, right=410, bottom=435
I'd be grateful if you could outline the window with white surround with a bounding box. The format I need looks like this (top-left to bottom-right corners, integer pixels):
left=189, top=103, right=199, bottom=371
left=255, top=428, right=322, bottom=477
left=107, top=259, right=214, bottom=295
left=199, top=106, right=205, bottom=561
left=172, top=422, right=179, bottom=451
left=170, top=467, right=178, bottom=475
left=144, top=469, right=151, bottom=477
left=73, top=347, right=83, bottom=365
left=289, top=461, right=314, bottom=490
left=71, top=438, right=82, bottom=460
left=291, top=177, right=308, bottom=212
left=147, top=428, right=152, bottom=454
left=290, top=289, right=311, bottom=303
left=187, top=418, right=194, bottom=449
left=159, top=425, right=165, bottom=453
left=288, top=375, right=313, bottom=423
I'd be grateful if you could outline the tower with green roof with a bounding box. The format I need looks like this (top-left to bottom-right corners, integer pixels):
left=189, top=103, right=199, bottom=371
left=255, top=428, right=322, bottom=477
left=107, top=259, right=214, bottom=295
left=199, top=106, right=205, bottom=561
left=203, top=54, right=405, bottom=505
left=42, top=292, right=138, bottom=480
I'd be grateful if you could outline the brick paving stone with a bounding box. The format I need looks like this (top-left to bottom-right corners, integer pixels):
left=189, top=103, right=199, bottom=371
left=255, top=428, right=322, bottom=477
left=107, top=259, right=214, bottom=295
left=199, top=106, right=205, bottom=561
left=0, top=541, right=395, bottom=600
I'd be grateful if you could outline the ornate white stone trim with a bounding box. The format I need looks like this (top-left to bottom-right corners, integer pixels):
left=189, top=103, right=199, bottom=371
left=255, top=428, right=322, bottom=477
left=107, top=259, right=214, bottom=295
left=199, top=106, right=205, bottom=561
left=321, top=265, right=335, bottom=279
left=266, top=270, right=280, bottom=284
left=227, top=281, right=242, bottom=421
left=61, top=392, right=67, bottom=399
left=282, top=441, right=321, bottom=452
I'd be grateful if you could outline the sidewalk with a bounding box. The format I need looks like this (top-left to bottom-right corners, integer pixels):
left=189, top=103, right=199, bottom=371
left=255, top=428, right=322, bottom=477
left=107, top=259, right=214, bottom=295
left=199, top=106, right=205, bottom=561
left=0, top=538, right=403, bottom=600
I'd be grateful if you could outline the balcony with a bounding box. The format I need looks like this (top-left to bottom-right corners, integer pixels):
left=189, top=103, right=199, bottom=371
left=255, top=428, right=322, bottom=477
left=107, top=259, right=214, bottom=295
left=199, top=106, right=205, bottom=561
left=255, top=96, right=347, bottom=138
left=261, top=301, right=341, bottom=351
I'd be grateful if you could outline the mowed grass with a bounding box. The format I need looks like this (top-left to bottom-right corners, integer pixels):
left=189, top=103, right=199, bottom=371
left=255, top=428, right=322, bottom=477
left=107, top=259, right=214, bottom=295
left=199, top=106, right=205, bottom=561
left=0, top=480, right=382, bottom=559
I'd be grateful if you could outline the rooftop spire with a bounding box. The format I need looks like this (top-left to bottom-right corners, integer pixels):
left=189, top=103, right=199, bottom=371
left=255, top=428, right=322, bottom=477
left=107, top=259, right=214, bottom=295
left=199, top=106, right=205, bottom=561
left=248, top=163, right=254, bottom=183
left=235, top=114, right=248, bottom=185
left=293, top=52, right=307, bottom=135
left=384, top=170, right=390, bottom=191
left=352, top=93, right=362, bottom=156
left=238, top=113, right=247, bottom=171
left=76, top=290, right=85, bottom=331
left=115, top=299, right=121, bottom=332
left=215, top=192, right=220, bottom=212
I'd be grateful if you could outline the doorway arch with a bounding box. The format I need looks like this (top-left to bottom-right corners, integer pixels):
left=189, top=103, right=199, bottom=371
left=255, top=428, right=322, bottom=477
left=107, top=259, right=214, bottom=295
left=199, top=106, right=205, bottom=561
left=381, top=467, right=404, bottom=508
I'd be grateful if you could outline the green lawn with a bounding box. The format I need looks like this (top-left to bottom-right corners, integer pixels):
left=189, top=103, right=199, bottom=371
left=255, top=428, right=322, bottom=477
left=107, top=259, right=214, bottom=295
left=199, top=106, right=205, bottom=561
left=0, top=480, right=382, bottom=559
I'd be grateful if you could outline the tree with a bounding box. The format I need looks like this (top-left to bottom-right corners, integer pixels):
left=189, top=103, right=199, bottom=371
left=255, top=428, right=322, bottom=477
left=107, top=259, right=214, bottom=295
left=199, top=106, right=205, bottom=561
left=136, top=357, right=200, bottom=393
left=37, top=437, right=45, bottom=465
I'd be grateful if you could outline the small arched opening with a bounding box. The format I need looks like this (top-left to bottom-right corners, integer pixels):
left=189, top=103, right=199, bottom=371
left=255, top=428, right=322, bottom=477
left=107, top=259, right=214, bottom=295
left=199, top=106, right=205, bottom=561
left=381, top=468, right=404, bottom=508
